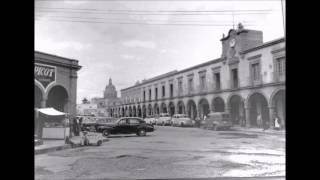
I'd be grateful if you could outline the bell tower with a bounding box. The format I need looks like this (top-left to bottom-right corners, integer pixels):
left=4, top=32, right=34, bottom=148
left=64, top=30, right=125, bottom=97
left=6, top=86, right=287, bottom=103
left=220, top=23, right=263, bottom=61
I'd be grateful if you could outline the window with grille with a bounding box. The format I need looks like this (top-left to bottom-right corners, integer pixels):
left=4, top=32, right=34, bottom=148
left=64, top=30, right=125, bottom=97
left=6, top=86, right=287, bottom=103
left=251, top=63, right=260, bottom=81
left=188, top=78, right=193, bottom=92
left=200, top=75, right=206, bottom=89
left=178, top=80, right=183, bottom=94
left=276, top=57, right=285, bottom=76
left=231, top=68, right=238, bottom=88
left=162, top=85, right=165, bottom=97
left=214, top=73, right=221, bottom=90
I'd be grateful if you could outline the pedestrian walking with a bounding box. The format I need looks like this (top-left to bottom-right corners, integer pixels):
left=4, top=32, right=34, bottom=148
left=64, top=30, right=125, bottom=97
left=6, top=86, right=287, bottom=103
left=274, top=115, right=281, bottom=130
left=257, top=113, right=262, bottom=128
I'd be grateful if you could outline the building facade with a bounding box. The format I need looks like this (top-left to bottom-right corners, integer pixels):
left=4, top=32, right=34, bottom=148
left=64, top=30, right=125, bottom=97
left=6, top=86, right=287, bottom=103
left=35, top=51, right=82, bottom=115
left=76, top=103, right=98, bottom=116
left=90, top=78, right=122, bottom=117
left=35, top=51, right=82, bottom=137
left=111, top=25, right=285, bottom=129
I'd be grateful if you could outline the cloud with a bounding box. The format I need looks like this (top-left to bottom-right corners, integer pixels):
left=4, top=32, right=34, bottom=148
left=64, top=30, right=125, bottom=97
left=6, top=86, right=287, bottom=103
left=121, top=54, right=135, bottom=59
left=35, top=38, right=92, bottom=52
left=122, top=40, right=156, bottom=49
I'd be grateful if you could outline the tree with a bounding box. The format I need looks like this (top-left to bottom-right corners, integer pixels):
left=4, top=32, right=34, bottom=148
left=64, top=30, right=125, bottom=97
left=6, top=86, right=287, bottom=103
left=82, top=98, right=90, bottom=104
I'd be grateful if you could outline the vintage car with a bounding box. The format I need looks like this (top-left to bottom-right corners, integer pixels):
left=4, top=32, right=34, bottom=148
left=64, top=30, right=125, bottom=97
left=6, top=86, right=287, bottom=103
left=172, top=114, right=195, bottom=127
left=200, top=112, right=232, bottom=130
left=144, top=115, right=157, bottom=125
left=96, top=117, right=155, bottom=137
left=156, top=113, right=172, bottom=126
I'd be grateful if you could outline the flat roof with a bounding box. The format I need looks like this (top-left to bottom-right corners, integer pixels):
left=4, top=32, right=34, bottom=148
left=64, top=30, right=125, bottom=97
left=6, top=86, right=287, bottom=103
left=35, top=51, right=82, bottom=70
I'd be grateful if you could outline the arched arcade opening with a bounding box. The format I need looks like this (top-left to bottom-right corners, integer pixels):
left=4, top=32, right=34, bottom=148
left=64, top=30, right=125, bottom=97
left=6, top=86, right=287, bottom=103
left=187, top=100, right=197, bottom=120
left=248, top=93, right=270, bottom=128
left=198, top=98, right=210, bottom=120
left=212, top=97, right=225, bottom=112
left=229, top=95, right=245, bottom=125
left=46, top=85, right=69, bottom=112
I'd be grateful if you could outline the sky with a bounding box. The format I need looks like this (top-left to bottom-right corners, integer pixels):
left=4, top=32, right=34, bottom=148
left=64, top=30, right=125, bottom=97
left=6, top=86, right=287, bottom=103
left=35, top=0, right=285, bottom=104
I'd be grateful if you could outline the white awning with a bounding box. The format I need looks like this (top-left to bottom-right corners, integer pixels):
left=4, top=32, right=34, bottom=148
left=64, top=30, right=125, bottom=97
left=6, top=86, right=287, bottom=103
left=37, top=108, right=66, bottom=116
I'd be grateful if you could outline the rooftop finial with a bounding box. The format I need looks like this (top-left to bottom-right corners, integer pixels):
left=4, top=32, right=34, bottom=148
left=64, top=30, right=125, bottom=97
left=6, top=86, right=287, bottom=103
left=109, top=78, right=112, bottom=85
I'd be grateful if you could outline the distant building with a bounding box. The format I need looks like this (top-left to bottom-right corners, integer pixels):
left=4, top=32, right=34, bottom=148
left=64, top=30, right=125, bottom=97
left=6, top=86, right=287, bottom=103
left=90, top=78, right=121, bottom=117
left=76, top=103, right=98, bottom=116
left=110, top=25, right=285, bottom=129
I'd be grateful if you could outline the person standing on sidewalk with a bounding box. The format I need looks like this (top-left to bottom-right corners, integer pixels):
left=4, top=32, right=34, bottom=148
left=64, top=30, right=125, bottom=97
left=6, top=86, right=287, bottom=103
left=257, top=113, right=262, bottom=128
left=274, top=115, right=281, bottom=130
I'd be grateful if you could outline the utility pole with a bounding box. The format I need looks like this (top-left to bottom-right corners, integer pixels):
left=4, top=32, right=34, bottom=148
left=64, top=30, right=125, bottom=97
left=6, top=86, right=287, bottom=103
left=281, top=0, right=285, bottom=38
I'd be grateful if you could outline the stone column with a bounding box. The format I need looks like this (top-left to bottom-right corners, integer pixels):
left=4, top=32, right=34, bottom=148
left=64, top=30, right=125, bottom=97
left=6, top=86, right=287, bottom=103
left=268, top=106, right=275, bottom=129
left=225, top=106, right=231, bottom=114
left=40, top=98, right=47, bottom=108
left=245, top=106, right=251, bottom=128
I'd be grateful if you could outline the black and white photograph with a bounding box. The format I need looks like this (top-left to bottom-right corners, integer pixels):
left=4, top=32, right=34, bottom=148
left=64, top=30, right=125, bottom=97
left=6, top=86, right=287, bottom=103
left=34, top=0, right=286, bottom=179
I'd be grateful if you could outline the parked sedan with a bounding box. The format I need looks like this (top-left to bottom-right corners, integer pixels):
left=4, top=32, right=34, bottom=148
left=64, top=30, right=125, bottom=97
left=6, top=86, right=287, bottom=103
left=172, top=114, right=195, bottom=127
left=144, top=115, right=156, bottom=125
left=96, top=117, right=155, bottom=137
left=156, top=113, right=172, bottom=126
left=200, top=112, right=232, bottom=131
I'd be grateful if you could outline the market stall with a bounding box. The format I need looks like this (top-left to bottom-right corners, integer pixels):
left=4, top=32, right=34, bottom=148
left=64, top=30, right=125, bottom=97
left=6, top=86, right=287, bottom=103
left=36, top=107, right=70, bottom=140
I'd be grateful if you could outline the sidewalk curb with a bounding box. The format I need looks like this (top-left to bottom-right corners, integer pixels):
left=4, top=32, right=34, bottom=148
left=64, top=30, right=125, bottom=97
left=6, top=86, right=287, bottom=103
left=35, top=138, right=109, bottom=155
left=232, top=128, right=285, bottom=135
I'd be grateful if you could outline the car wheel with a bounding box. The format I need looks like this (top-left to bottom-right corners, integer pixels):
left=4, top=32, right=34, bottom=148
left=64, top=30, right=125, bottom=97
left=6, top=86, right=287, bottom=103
left=138, top=129, right=146, bottom=136
left=84, top=138, right=89, bottom=146
left=102, top=130, right=110, bottom=137
left=97, top=140, right=102, bottom=146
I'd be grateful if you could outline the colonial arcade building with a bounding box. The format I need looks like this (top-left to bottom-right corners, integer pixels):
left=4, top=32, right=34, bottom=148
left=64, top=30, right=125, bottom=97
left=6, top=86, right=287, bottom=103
left=111, top=25, right=285, bottom=129
left=35, top=51, right=81, bottom=120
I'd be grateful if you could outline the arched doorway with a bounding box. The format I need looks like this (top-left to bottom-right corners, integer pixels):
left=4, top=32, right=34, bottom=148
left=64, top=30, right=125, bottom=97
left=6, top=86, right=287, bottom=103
left=198, top=98, right=210, bottom=120
left=129, top=106, right=133, bottom=117
left=161, top=102, right=167, bottom=113
left=125, top=107, right=128, bottom=116
left=248, top=92, right=270, bottom=128
left=148, top=104, right=153, bottom=116
left=35, top=85, right=44, bottom=135
left=187, top=100, right=197, bottom=120
left=271, top=90, right=285, bottom=128
left=35, top=85, right=43, bottom=108
left=154, top=103, right=159, bottom=115
left=168, top=102, right=175, bottom=116
left=229, top=95, right=245, bottom=125
left=132, top=106, right=136, bottom=117
left=137, top=105, right=142, bottom=117
left=46, top=85, right=69, bottom=112
left=142, top=105, right=147, bottom=118
left=177, top=101, right=185, bottom=114
left=121, top=107, right=125, bottom=117
left=212, top=97, right=225, bottom=112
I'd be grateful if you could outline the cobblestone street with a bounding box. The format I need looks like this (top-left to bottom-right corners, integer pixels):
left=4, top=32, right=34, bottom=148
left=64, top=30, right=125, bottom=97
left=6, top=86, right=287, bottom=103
left=35, top=126, right=285, bottom=179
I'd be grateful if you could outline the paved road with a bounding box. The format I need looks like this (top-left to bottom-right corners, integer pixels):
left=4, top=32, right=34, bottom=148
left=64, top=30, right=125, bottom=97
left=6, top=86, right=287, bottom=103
left=35, top=126, right=285, bottom=179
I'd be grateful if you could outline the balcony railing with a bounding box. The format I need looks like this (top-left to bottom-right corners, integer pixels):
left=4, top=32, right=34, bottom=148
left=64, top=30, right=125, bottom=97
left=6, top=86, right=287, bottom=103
left=249, top=74, right=263, bottom=87
left=229, top=79, right=239, bottom=89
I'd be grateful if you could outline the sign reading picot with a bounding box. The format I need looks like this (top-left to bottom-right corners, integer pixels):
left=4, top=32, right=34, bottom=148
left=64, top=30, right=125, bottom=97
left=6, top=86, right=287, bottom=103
left=35, top=63, right=56, bottom=91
